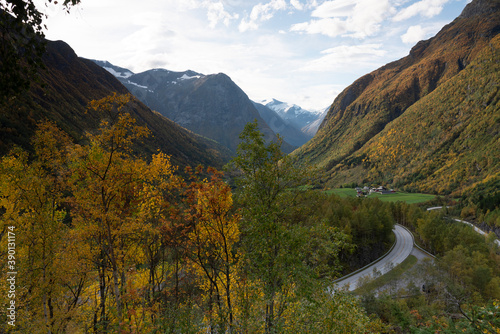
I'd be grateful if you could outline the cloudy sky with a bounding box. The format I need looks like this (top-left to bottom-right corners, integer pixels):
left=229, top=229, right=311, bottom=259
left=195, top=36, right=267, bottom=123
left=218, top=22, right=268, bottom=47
left=37, top=0, right=471, bottom=110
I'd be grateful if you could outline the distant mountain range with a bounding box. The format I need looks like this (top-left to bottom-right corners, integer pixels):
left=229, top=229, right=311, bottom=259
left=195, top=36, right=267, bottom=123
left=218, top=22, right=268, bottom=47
left=261, top=98, right=326, bottom=134
left=294, top=0, right=500, bottom=198
left=258, top=99, right=327, bottom=144
left=1, top=31, right=324, bottom=168
left=91, top=60, right=325, bottom=151
left=252, top=101, right=311, bottom=147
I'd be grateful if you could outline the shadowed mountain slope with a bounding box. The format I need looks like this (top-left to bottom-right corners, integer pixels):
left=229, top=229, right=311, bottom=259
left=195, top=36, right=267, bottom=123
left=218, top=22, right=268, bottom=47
left=0, top=40, right=231, bottom=168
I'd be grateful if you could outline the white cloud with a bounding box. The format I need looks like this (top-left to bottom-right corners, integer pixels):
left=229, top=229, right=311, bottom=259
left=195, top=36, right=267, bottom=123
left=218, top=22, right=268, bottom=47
left=400, top=25, right=426, bottom=43
left=321, top=43, right=387, bottom=58
left=299, top=44, right=387, bottom=72
left=291, top=17, right=347, bottom=37
left=239, top=0, right=287, bottom=32
left=121, top=22, right=175, bottom=54
left=290, top=0, right=304, bottom=10
left=393, top=0, right=449, bottom=21
left=238, top=19, right=259, bottom=32
left=304, top=0, right=320, bottom=10
left=347, top=0, right=395, bottom=38
left=400, top=22, right=449, bottom=44
left=312, top=0, right=356, bottom=18
left=203, top=1, right=239, bottom=28
left=291, top=0, right=394, bottom=38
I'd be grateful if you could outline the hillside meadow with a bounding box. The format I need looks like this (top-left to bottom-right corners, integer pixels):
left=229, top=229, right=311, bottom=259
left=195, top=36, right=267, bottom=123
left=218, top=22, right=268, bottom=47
left=326, top=188, right=436, bottom=204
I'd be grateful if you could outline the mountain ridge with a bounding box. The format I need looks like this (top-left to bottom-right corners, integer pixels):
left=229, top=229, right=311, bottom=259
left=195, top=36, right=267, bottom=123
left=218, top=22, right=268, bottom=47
left=0, top=40, right=231, bottom=168
left=294, top=0, right=500, bottom=197
left=92, top=61, right=296, bottom=153
left=263, top=98, right=326, bottom=132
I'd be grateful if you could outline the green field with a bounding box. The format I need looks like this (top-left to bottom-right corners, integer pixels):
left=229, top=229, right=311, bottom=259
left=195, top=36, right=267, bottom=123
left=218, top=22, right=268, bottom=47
left=325, top=188, right=436, bottom=204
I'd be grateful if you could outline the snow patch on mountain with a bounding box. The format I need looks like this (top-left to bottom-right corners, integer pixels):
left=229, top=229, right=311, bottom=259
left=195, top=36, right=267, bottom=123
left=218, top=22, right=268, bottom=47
left=127, top=81, right=148, bottom=89
left=104, top=66, right=133, bottom=79
left=179, top=74, right=202, bottom=80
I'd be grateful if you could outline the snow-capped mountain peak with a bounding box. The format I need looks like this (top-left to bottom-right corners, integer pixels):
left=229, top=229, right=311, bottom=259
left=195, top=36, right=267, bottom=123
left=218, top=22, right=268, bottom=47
left=261, top=98, right=328, bottom=136
left=104, top=66, right=133, bottom=79
left=90, top=60, right=134, bottom=79
left=179, top=73, right=202, bottom=80
left=264, top=99, right=312, bottom=119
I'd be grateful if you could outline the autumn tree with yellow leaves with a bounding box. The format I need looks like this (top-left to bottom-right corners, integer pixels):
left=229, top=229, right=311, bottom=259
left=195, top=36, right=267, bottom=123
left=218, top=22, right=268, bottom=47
left=0, top=121, right=88, bottom=333
left=68, top=94, right=153, bottom=330
left=184, top=167, right=240, bottom=333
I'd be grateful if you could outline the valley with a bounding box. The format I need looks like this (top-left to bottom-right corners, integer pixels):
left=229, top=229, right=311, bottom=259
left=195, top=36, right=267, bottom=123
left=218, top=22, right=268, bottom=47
left=0, top=0, right=499, bottom=332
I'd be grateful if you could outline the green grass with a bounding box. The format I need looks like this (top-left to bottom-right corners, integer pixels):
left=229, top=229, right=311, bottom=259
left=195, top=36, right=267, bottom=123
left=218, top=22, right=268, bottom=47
left=326, top=188, right=355, bottom=198
left=369, top=192, right=436, bottom=204
left=325, top=188, right=436, bottom=204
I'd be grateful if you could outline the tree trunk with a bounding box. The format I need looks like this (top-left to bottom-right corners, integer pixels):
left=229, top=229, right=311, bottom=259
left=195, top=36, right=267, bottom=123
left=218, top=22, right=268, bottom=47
left=265, top=299, right=275, bottom=334
left=111, top=256, right=122, bottom=320
left=99, top=251, right=107, bottom=331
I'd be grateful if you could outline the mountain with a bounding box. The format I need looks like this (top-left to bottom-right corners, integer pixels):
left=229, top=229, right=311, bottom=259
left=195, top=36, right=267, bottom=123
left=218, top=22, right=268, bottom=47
left=93, top=63, right=295, bottom=153
left=252, top=101, right=312, bottom=147
left=294, top=0, right=500, bottom=197
left=92, top=59, right=134, bottom=79
left=0, top=40, right=231, bottom=168
left=262, top=98, right=326, bottom=135
left=301, top=108, right=328, bottom=137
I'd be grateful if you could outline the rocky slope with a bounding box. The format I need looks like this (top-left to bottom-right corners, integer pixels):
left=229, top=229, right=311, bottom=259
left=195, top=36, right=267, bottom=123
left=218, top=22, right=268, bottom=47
left=301, top=108, right=328, bottom=137
left=294, top=0, right=500, bottom=196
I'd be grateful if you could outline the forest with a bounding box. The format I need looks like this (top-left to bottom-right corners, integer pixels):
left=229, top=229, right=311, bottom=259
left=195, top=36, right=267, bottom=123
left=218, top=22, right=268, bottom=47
left=366, top=202, right=500, bottom=333
left=0, top=94, right=498, bottom=333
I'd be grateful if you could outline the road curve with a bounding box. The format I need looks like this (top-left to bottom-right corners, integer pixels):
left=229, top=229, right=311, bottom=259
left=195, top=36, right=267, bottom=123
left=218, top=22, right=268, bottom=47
left=427, top=207, right=500, bottom=247
left=333, top=224, right=414, bottom=292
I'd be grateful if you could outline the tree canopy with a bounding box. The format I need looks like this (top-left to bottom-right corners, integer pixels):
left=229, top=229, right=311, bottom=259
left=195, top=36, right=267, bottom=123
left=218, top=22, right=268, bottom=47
left=0, top=0, right=81, bottom=99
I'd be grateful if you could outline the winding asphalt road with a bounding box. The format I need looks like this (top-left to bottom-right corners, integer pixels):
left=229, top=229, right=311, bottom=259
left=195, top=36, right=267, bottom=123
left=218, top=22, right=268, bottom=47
left=333, top=224, right=414, bottom=292
left=332, top=208, right=500, bottom=292
left=427, top=207, right=500, bottom=246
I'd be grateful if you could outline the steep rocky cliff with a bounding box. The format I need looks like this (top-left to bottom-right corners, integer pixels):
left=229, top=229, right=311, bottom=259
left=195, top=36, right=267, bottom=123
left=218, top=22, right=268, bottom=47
left=294, top=0, right=500, bottom=196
